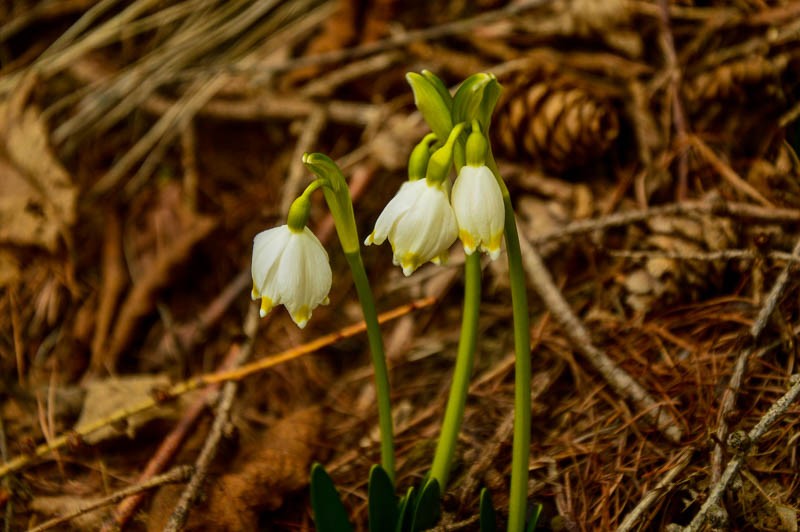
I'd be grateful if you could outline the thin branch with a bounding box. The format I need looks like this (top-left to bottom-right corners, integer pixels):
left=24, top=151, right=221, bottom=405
left=709, top=236, right=800, bottom=484
left=684, top=373, right=800, bottom=531
left=610, top=249, right=800, bottom=263
left=616, top=449, right=692, bottom=532
left=27, top=466, right=193, bottom=532
left=532, top=201, right=800, bottom=248
left=162, top=306, right=260, bottom=531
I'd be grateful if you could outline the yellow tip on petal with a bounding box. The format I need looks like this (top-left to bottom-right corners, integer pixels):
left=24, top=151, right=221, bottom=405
left=291, top=305, right=311, bottom=328
left=400, top=252, right=422, bottom=277
left=259, top=296, right=274, bottom=318
left=459, top=229, right=477, bottom=255
left=486, top=231, right=504, bottom=260
left=364, top=233, right=375, bottom=246
left=321, top=296, right=330, bottom=306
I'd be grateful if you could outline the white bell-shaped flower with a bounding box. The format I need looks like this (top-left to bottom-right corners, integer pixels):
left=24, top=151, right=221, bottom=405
left=364, top=179, right=458, bottom=276
left=251, top=225, right=332, bottom=328
left=451, top=164, right=505, bottom=259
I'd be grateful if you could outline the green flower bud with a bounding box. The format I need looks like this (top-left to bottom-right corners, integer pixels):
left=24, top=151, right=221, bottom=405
left=408, top=133, right=437, bottom=181
left=425, top=123, right=465, bottom=186
left=466, top=121, right=488, bottom=167
left=287, top=193, right=312, bottom=232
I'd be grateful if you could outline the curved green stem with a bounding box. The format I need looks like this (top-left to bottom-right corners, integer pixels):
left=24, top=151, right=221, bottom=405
left=303, top=153, right=395, bottom=481
left=429, top=251, right=481, bottom=490
left=487, top=150, right=530, bottom=532
left=345, top=251, right=395, bottom=481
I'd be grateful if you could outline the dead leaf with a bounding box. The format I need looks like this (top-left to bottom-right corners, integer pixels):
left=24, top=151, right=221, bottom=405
left=0, top=77, right=76, bottom=252
left=75, top=375, right=177, bottom=444
left=30, top=495, right=105, bottom=530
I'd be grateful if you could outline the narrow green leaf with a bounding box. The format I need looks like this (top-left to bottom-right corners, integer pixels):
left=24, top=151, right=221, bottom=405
left=526, top=502, right=543, bottom=532
left=479, top=488, right=497, bottom=532
left=396, top=486, right=416, bottom=532
left=310, top=463, right=354, bottom=532
left=369, top=464, right=399, bottom=532
left=421, top=70, right=453, bottom=111
left=410, top=478, right=441, bottom=531
left=452, top=73, right=492, bottom=125
left=406, top=72, right=453, bottom=140
left=477, top=77, right=502, bottom=131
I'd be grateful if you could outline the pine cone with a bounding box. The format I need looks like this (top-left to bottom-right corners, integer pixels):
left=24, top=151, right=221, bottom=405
left=685, top=53, right=791, bottom=102
left=494, top=78, right=619, bottom=173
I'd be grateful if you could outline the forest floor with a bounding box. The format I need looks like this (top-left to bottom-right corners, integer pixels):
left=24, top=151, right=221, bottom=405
left=1, top=1, right=800, bottom=530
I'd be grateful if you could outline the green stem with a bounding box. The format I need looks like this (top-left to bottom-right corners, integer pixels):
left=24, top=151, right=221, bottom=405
left=345, top=250, right=396, bottom=482
left=487, top=151, right=530, bottom=532
left=429, top=251, right=481, bottom=490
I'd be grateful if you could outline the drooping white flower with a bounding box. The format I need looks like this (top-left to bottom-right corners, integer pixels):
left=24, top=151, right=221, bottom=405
left=251, top=225, right=332, bottom=328
left=451, top=164, right=504, bottom=259
left=364, top=179, right=458, bottom=276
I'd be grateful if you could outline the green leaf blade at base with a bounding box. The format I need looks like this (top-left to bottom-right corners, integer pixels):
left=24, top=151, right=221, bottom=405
left=369, top=464, right=399, bottom=532
left=310, top=463, right=353, bottom=532
left=479, top=488, right=497, bottom=532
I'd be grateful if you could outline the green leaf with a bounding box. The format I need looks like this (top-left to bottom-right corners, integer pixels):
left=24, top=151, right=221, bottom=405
left=479, top=488, right=497, bottom=532
left=310, top=463, right=354, bottom=532
left=477, top=77, right=502, bottom=132
left=526, top=502, right=543, bottom=532
left=396, top=486, right=416, bottom=532
left=452, top=73, right=492, bottom=126
left=369, top=465, right=399, bottom=532
left=406, top=72, right=453, bottom=140
left=410, top=478, right=441, bottom=531
left=421, top=70, right=453, bottom=111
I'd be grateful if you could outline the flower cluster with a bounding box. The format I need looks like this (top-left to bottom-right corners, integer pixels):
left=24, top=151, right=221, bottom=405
left=251, top=71, right=507, bottom=327
left=365, top=72, right=507, bottom=276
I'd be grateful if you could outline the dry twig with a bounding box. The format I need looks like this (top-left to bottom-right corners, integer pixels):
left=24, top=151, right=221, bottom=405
left=685, top=374, right=800, bottom=531
left=162, top=307, right=260, bottom=531
left=27, top=466, right=193, bottom=532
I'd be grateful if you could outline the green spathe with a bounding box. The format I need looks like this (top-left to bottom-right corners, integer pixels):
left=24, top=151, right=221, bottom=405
left=406, top=72, right=453, bottom=141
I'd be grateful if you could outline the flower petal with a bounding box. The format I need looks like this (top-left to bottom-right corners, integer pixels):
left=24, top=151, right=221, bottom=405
left=365, top=181, right=420, bottom=245
left=452, top=165, right=504, bottom=258
left=252, top=225, right=292, bottom=300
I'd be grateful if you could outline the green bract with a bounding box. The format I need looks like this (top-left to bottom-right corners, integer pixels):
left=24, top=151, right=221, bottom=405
left=453, top=73, right=494, bottom=127
left=406, top=72, right=453, bottom=141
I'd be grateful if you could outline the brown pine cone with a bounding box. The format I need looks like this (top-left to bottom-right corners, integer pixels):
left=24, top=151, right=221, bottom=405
left=494, top=78, right=619, bottom=173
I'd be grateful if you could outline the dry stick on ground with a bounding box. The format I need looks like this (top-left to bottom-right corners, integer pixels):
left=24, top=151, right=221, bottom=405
left=615, top=449, right=693, bottom=532
left=520, top=222, right=683, bottom=443
left=685, top=374, right=800, bottom=532
left=655, top=0, right=691, bottom=201
left=280, top=107, right=328, bottom=215
left=28, top=466, right=193, bottom=532
left=709, top=236, right=800, bottom=487
left=162, top=307, right=260, bottom=532
left=531, top=200, right=800, bottom=249
left=610, top=249, right=800, bottom=264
